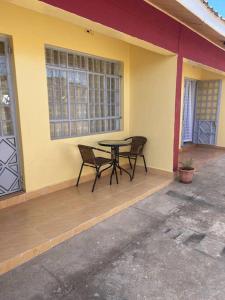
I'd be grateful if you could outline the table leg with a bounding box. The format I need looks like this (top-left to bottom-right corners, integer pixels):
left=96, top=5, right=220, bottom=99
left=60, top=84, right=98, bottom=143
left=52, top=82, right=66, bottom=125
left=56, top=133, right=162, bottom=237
left=117, top=164, right=132, bottom=181
left=110, top=164, right=115, bottom=185
left=111, top=146, right=132, bottom=182
left=115, top=164, right=118, bottom=184
left=110, top=147, right=117, bottom=185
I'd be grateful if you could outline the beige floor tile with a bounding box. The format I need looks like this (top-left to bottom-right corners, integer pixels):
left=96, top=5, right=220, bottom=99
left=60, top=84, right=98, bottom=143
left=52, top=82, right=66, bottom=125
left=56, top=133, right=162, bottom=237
left=0, top=168, right=172, bottom=275
left=179, top=146, right=225, bottom=170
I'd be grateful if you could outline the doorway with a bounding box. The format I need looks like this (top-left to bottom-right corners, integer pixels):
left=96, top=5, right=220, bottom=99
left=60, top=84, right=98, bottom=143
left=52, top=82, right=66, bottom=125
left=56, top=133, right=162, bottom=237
left=182, top=78, right=221, bottom=147
left=0, top=37, right=22, bottom=197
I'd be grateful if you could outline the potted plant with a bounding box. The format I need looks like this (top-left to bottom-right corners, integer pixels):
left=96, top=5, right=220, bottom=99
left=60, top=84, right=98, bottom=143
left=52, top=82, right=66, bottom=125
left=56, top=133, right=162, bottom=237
left=179, top=158, right=195, bottom=184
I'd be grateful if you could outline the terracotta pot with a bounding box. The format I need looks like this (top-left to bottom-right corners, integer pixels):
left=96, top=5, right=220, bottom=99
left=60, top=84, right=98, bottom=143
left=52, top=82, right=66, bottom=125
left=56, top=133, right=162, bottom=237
left=179, top=168, right=195, bottom=184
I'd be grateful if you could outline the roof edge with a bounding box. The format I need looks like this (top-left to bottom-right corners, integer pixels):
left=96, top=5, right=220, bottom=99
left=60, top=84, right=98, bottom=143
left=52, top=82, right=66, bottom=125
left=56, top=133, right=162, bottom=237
left=177, top=0, right=225, bottom=38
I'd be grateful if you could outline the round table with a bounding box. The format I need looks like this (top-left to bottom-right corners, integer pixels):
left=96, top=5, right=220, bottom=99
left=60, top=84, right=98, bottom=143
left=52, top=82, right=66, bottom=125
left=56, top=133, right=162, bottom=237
left=98, top=140, right=132, bottom=184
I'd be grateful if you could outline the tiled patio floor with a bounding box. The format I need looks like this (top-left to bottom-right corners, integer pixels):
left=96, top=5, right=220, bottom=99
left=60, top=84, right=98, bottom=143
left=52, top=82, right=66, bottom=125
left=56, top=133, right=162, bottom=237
left=0, top=168, right=172, bottom=275
left=179, top=145, right=225, bottom=170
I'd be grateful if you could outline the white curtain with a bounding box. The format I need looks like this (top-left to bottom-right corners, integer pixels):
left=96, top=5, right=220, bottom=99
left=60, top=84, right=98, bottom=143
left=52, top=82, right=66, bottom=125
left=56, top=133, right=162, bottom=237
left=182, top=80, right=196, bottom=143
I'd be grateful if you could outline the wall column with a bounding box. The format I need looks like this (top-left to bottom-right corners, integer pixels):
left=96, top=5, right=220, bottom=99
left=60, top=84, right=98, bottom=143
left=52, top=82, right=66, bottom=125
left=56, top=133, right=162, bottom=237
left=173, top=53, right=183, bottom=171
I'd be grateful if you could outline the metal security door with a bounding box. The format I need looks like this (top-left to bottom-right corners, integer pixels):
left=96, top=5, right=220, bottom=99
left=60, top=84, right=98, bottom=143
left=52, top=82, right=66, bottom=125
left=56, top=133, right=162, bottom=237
left=0, top=38, right=22, bottom=196
left=193, top=80, right=221, bottom=145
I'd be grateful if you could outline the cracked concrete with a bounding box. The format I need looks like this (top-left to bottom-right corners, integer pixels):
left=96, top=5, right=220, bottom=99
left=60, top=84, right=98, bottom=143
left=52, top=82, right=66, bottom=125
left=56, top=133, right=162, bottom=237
left=2, top=154, right=225, bottom=299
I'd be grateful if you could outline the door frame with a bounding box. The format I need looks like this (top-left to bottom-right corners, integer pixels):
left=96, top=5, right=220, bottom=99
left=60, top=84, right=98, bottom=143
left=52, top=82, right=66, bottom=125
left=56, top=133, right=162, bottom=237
left=0, top=35, right=23, bottom=196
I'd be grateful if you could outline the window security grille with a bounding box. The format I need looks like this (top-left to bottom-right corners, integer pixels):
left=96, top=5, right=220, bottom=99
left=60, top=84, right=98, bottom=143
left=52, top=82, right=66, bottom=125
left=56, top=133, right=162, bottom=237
left=45, top=47, right=122, bottom=139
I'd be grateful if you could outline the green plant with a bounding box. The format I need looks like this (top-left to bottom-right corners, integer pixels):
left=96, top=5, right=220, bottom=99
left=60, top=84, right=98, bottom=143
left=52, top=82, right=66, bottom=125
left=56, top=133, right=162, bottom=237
left=180, top=158, right=194, bottom=170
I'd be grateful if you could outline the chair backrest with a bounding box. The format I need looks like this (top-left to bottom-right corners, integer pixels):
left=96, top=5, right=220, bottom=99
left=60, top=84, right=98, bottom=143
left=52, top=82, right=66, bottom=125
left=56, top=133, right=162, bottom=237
left=78, top=144, right=96, bottom=165
left=130, top=136, right=147, bottom=155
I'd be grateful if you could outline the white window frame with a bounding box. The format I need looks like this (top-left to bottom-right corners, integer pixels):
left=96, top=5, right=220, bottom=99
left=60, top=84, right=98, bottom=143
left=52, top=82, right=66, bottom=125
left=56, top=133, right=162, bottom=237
left=45, top=46, right=122, bottom=139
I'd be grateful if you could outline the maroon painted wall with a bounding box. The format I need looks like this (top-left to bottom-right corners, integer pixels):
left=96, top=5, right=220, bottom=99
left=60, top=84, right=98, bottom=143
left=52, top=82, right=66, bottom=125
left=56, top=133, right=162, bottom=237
left=41, top=0, right=225, bottom=72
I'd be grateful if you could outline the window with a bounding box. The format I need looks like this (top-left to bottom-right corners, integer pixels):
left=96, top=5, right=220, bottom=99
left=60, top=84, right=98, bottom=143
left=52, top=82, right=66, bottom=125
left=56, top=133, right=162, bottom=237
left=0, top=41, right=14, bottom=137
left=45, top=47, right=122, bottom=139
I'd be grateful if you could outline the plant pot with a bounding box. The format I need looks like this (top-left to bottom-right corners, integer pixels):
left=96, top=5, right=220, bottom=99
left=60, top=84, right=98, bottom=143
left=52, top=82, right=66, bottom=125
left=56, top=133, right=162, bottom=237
left=179, top=168, right=195, bottom=184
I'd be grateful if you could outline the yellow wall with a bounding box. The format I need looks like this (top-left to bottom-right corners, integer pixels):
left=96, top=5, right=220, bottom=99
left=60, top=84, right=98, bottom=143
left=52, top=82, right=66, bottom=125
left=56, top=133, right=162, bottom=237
left=0, top=1, right=177, bottom=193
left=0, top=1, right=131, bottom=192
left=180, top=62, right=225, bottom=148
left=130, top=46, right=177, bottom=172
left=182, top=63, right=203, bottom=81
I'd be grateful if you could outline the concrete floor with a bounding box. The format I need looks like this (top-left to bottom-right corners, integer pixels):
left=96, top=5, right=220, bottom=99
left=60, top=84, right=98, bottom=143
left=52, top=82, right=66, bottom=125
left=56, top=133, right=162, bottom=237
left=2, top=153, right=225, bottom=299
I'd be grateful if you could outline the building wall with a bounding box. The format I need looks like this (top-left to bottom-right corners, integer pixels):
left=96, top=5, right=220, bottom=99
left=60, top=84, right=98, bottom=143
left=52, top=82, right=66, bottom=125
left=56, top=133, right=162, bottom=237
left=0, top=1, right=131, bottom=192
left=129, top=46, right=177, bottom=172
left=182, top=63, right=203, bottom=81
left=180, top=62, right=225, bottom=148
left=0, top=1, right=177, bottom=194
left=15, top=0, right=225, bottom=172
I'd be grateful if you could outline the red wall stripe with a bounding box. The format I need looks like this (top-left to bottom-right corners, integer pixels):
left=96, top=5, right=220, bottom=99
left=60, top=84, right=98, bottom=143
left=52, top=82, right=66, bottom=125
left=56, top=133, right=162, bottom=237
left=173, top=27, right=184, bottom=171
left=173, top=55, right=183, bottom=171
left=41, top=0, right=180, bottom=53
left=182, top=27, right=225, bottom=72
left=41, top=0, right=225, bottom=72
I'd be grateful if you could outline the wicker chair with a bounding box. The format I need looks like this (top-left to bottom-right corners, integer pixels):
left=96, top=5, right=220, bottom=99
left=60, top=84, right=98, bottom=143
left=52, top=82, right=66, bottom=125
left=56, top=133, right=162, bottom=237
left=119, top=136, right=147, bottom=179
left=76, top=145, right=113, bottom=192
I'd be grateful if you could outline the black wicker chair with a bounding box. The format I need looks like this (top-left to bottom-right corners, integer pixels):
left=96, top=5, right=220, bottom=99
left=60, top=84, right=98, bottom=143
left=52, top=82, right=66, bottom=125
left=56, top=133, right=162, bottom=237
left=119, top=136, right=147, bottom=179
left=76, top=145, right=113, bottom=192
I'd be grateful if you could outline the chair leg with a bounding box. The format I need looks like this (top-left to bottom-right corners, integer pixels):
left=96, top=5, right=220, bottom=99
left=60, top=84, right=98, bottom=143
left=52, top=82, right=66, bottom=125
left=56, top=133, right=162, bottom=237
left=98, top=163, right=114, bottom=178
left=76, top=163, right=84, bottom=187
left=98, top=166, right=101, bottom=178
left=142, top=155, right=148, bottom=173
left=128, top=156, right=133, bottom=169
left=92, top=167, right=99, bottom=192
left=132, top=156, right=137, bottom=180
